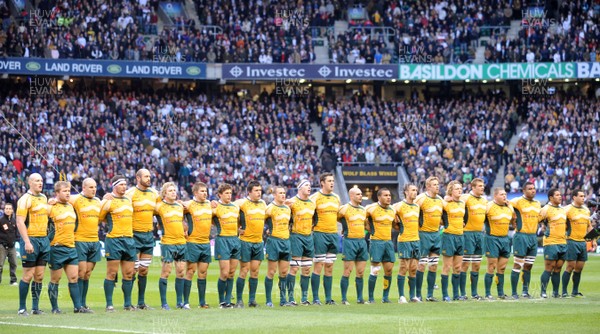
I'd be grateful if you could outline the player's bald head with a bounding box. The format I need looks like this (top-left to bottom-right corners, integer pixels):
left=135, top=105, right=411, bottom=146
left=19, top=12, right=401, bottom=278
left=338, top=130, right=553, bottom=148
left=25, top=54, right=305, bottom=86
left=28, top=173, right=43, bottom=184
left=136, top=169, right=150, bottom=178
left=82, top=178, right=96, bottom=187
left=349, top=187, right=361, bottom=197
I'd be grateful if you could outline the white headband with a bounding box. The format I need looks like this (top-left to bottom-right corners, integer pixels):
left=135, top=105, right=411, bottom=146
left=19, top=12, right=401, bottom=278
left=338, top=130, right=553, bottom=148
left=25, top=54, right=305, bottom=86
left=112, top=178, right=126, bottom=188
left=297, top=179, right=310, bottom=189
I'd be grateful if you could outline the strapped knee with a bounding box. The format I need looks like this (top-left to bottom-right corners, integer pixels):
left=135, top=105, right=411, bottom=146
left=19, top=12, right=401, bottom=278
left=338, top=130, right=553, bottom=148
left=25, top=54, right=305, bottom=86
left=418, top=257, right=429, bottom=266
left=524, top=256, right=536, bottom=266
left=313, top=254, right=326, bottom=263
left=325, top=253, right=337, bottom=264
left=139, top=258, right=152, bottom=268
left=290, top=259, right=301, bottom=268
left=300, top=260, right=313, bottom=268
left=513, top=257, right=524, bottom=273
left=429, top=256, right=439, bottom=266
left=370, top=265, right=381, bottom=276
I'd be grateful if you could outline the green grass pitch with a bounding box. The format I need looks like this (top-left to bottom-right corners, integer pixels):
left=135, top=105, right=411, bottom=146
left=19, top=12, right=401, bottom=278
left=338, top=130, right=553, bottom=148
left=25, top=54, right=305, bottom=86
left=1, top=255, right=599, bottom=334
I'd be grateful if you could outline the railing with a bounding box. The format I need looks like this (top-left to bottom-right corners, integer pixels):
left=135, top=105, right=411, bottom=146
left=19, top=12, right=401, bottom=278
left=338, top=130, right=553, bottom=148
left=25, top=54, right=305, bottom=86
left=348, top=26, right=396, bottom=39
left=162, top=24, right=223, bottom=36
left=336, top=162, right=402, bottom=167
left=309, top=26, right=334, bottom=39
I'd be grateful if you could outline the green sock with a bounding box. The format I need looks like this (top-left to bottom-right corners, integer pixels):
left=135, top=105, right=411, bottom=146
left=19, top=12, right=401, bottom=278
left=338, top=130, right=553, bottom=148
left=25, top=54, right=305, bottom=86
left=265, top=277, right=273, bottom=304
left=561, top=271, right=571, bottom=295
left=340, top=276, right=349, bottom=301
left=249, top=278, right=258, bottom=303
left=48, top=282, right=59, bottom=310
left=323, top=275, right=333, bottom=302
left=81, top=279, right=89, bottom=307
left=236, top=277, right=245, bottom=303
left=217, top=279, right=226, bottom=304
left=459, top=272, right=467, bottom=297
left=383, top=275, right=392, bottom=301
left=426, top=271, right=436, bottom=298
left=416, top=271, right=424, bottom=298
left=441, top=274, right=449, bottom=298
left=522, top=270, right=531, bottom=294
left=32, top=281, right=42, bottom=310
left=355, top=277, right=364, bottom=302
left=368, top=274, right=377, bottom=301
left=484, top=273, right=493, bottom=296
left=137, top=275, right=147, bottom=306
left=540, top=271, right=551, bottom=294
left=225, top=278, right=234, bottom=304
left=122, top=279, right=133, bottom=307
left=408, top=276, right=416, bottom=299
left=496, top=273, right=505, bottom=296
left=572, top=271, right=581, bottom=294
left=104, top=279, right=115, bottom=307
left=197, top=278, right=207, bottom=306
left=311, top=273, right=321, bottom=302
left=69, top=282, right=82, bottom=309
left=451, top=273, right=460, bottom=299
left=510, top=270, right=519, bottom=296
left=175, top=278, right=184, bottom=305
left=183, top=279, right=192, bottom=305
left=300, top=275, right=310, bottom=302
left=470, top=271, right=479, bottom=297
left=287, top=274, right=296, bottom=302
left=19, top=280, right=30, bottom=310
left=78, top=280, right=84, bottom=306
left=550, top=272, right=560, bottom=295
left=397, top=275, right=406, bottom=298
left=278, top=276, right=287, bottom=304
left=159, top=278, right=168, bottom=305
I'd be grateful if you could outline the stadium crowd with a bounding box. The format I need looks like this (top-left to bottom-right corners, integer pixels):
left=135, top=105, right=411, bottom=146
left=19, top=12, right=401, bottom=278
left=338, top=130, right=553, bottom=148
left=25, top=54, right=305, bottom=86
left=505, top=96, right=600, bottom=202
left=0, top=85, right=322, bottom=211
left=320, top=93, right=518, bottom=194
left=484, top=1, right=600, bottom=63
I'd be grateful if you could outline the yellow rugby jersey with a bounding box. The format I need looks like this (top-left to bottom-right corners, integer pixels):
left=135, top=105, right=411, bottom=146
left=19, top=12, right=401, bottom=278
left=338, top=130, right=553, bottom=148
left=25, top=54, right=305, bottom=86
left=338, top=203, right=366, bottom=239
left=99, top=197, right=134, bottom=238
left=155, top=201, right=186, bottom=245
left=539, top=204, right=567, bottom=246
left=460, top=193, right=487, bottom=232
left=70, top=194, right=101, bottom=242
left=442, top=200, right=466, bottom=235
left=415, top=193, right=444, bottom=232
left=484, top=201, right=514, bottom=237
left=212, top=202, right=240, bottom=237
left=510, top=196, right=541, bottom=234
left=565, top=204, right=591, bottom=242
left=16, top=192, right=48, bottom=237
left=289, top=196, right=316, bottom=236
left=310, top=191, right=341, bottom=234
left=265, top=203, right=291, bottom=240
left=394, top=201, right=420, bottom=242
left=185, top=199, right=213, bottom=244
left=365, top=203, right=395, bottom=241
left=48, top=202, right=77, bottom=247
left=237, top=198, right=267, bottom=243
left=125, top=186, right=160, bottom=233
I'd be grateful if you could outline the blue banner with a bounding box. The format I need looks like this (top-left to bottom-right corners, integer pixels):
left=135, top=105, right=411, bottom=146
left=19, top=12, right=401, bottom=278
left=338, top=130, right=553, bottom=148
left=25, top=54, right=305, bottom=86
left=0, top=58, right=206, bottom=79
left=222, top=64, right=398, bottom=80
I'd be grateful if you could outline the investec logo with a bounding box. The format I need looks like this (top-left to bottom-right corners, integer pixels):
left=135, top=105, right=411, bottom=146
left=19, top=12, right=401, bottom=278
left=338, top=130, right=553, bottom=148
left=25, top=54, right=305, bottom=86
left=319, top=65, right=394, bottom=79
left=229, top=65, right=305, bottom=78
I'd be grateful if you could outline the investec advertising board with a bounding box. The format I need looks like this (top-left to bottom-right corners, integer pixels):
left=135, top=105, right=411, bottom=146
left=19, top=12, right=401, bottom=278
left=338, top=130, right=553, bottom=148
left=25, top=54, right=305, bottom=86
left=3, top=59, right=600, bottom=80
left=222, top=64, right=397, bottom=80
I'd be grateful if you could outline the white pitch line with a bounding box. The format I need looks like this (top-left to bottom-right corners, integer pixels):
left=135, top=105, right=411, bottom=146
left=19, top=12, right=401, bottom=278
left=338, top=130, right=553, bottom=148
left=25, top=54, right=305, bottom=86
left=0, top=321, right=148, bottom=333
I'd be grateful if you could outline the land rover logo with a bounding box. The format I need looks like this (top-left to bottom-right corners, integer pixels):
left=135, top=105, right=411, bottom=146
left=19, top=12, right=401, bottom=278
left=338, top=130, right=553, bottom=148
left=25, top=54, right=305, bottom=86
left=26, top=62, right=41, bottom=71
left=186, top=66, right=201, bottom=75
left=107, top=65, right=122, bottom=74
